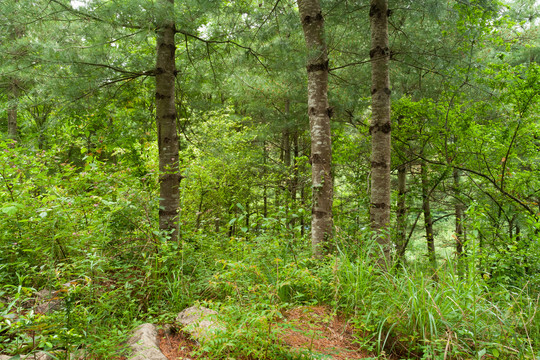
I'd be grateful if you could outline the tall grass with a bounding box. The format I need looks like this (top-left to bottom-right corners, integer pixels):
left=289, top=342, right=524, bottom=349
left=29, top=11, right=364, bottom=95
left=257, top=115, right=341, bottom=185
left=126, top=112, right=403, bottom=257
left=333, top=247, right=540, bottom=359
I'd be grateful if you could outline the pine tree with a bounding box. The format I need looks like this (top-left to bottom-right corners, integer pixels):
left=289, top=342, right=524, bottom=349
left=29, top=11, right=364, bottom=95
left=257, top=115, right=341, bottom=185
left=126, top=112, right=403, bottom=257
left=369, top=0, right=391, bottom=263
left=297, top=0, right=333, bottom=257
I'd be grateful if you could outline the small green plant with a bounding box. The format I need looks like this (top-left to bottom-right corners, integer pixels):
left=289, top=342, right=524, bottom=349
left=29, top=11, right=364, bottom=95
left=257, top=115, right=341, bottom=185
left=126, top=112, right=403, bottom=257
left=191, top=301, right=304, bottom=360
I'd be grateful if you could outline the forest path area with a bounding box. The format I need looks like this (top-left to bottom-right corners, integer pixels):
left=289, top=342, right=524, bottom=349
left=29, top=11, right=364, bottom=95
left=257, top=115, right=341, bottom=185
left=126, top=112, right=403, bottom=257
left=157, top=306, right=372, bottom=360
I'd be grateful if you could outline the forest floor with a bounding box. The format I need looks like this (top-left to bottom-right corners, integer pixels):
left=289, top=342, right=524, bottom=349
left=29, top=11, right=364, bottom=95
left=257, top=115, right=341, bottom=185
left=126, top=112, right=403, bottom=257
left=157, top=305, right=372, bottom=359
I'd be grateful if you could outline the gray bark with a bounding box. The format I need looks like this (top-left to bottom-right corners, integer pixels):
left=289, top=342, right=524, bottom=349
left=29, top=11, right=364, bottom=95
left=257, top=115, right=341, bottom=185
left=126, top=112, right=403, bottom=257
left=421, top=162, right=436, bottom=270
left=369, top=0, right=392, bottom=261
left=7, top=79, right=19, bottom=144
left=291, top=131, right=299, bottom=202
left=156, top=0, right=181, bottom=241
left=453, top=168, right=464, bottom=257
left=7, top=2, right=23, bottom=144
left=297, top=0, right=334, bottom=257
left=282, top=100, right=291, bottom=169
left=396, top=162, right=407, bottom=257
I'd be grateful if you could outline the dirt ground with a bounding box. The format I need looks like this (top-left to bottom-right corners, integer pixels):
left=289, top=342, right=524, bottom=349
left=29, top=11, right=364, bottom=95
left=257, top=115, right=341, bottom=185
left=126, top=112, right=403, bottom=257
left=157, top=305, right=374, bottom=359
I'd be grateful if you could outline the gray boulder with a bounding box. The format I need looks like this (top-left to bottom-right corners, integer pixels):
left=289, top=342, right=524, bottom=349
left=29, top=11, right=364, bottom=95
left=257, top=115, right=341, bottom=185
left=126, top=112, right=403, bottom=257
left=127, top=323, right=167, bottom=360
left=175, top=306, right=224, bottom=344
left=0, top=351, right=51, bottom=360
left=21, top=352, right=52, bottom=360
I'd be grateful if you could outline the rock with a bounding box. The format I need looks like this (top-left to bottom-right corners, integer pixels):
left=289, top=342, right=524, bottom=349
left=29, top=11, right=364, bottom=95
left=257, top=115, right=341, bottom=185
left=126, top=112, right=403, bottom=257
left=34, top=289, right=54, bottom=300
left=127, top=323, right=167, bottom=360
left=21, top=352, right=53, bottom=360
left=68, top=349, right=86, bottom=360
left=1, top=348, right=84, bottom=360
left=175, top=306, right=225, bottom=344
left=34, top=289, right=62, bottom=314
left=0, top=351, right=52, bottom=360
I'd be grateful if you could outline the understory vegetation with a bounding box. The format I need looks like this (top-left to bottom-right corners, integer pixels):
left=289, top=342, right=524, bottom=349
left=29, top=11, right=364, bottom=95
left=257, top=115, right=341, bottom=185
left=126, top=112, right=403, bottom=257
left=1, top=139, right=539, bottom=359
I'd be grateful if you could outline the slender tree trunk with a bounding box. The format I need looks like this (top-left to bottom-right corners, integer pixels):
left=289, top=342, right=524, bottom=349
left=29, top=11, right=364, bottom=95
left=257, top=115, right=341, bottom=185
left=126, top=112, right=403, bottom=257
left=283, top=99, right=291, bottom=170
left=195, top=190, right=207, bottom=230
left=7, top=7, right=24, bottom=146
left=291, top=132, right=299, bottom=202
left=421, top=162, right=436, bottom=271
left=282, top=124, right=291, bottom=213
left=301, top=185, right=306, bottom=237
left=297, top=0, right=333, bottom=257
left=453, top=168, right=465, bottom=276
left=369, top=0, right=392, bottom=262
left=156, top=0, right=181, bottom=241
left=283, top=131, right=291, bottom=166
left=396, top=162, right=407, bottom=258
left=263, top=141, right=268, bottom=218
left=453, top=168, right=464, bottom=257
left=7, top=79, right=19, bottom=145
left=245, top=201, right=250, bottom=230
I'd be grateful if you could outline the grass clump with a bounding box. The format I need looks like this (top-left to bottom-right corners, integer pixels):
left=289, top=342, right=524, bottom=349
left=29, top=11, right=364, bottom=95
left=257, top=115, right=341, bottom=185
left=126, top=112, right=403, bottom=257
left=332, top=245, right=540, bottom=359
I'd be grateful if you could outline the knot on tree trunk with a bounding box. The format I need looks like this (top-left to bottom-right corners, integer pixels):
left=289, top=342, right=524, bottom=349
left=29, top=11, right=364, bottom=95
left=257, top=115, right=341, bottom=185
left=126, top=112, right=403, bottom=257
left=369, top=46, right=390, bottom=58
left=302, top=12, right=323, bottom=25
left=369, top=121, right=391, bottom=134
left=307, top=60, right=329, bottom=73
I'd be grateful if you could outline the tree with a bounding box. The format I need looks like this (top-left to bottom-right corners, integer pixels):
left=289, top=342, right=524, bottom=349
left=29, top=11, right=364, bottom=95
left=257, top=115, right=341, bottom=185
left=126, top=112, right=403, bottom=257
left=1, top=0, right=25, bottom=144
left=369, top=0, right=391, bottom=262
left=155, top=0, right=181, bottom=241
left=40, top=0, right=188, bottom=240
left=297, top=0, right=333, bottom=257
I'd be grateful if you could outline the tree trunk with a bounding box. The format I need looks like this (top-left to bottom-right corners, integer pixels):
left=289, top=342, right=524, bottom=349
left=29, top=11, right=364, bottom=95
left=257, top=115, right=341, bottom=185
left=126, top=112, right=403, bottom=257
left=453, top=168, right=465, bottom=276
left=156, top=0, right=181, bottom=241
left=263, top=141, right=268, bottom=218
left=301, top=185, right=306, bottom=237
left=396, top=162, right=407, bottom=258
left=453, top=168, right=464, bottom=257
left=421, top=162, right=436, bottom=271
left=7, top=2, right=23, bottom=146
left=195, top=190, right=207, bottom=230
left=283, top=100, right=291, bottom=169
left=297, top=0, right=333, bottom=258
left=7, top=79, right=19, bottom=145
left=290, top=132, right=299, bottom=202
left=369, top=0, right=392, bottom=262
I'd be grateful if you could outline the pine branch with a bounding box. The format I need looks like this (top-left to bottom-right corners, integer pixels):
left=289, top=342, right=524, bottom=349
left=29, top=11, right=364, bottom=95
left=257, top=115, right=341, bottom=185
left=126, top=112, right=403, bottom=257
left=48, top=0, right=145, bottom=30
left=418, top=155, right=538, bottom=219
left=176, top=29, right=269, bottom=74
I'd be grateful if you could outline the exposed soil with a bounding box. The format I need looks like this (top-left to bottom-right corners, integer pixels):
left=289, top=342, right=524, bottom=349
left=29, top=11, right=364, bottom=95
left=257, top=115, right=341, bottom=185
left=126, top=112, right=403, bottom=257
left=280, top=306, right=370, bottom=360
left=158, top=328, right=200, bottom=360
left=157, top=305, right=373, bottom=360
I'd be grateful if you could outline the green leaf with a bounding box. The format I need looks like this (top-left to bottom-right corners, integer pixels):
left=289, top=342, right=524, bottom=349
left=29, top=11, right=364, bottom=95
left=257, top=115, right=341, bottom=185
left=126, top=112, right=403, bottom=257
left=1, top=203, right=21, bottom=216
left=478, top=348, right=486, bottom=359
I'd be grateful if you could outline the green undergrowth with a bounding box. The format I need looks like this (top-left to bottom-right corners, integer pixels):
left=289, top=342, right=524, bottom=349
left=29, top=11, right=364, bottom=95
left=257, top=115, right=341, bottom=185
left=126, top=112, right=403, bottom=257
left=1, top=143, right=539, bottom=359
left=200, top=241, right=539, bottom=359
left=332, top=247, right=540, bottom=359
